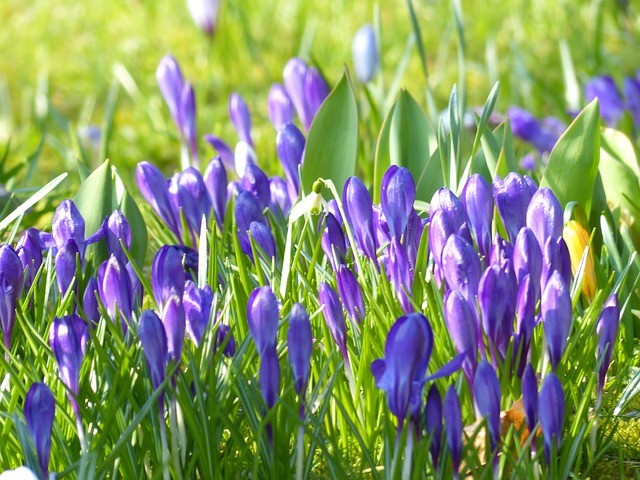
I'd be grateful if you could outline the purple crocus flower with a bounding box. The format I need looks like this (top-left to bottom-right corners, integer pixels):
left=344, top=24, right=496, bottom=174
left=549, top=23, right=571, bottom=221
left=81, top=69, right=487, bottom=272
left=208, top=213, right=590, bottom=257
left=287, top=303, right=313, bottom=396
left=152, top=246, right=186, bottom=310
left=214, top=323, right=236, bottom=357
left=513, top=227, right=542, bottom=299
left=269, top=176, right=291, bottom=217
left=16, top=228, right=42, bottom=292
left=538, top=372, right=564, bottom=462
left=161, top=290, right=185, bottom=364
left=247, top=221, right=277, bottom=262
left=479, top=262, right=516, bottom=361
left=542, top=271, right=572, bottom=370
left=52, top=199, right=86, bottom=255
left=405, top=210, right=424, bottom=269
left=336, top=265, right=365, bottom=324
left=514, top=275, right=537, bottom=374
left=493, top=173, right=536, bottom=243
left=168, top=167, right=211, bottom=242
left=461, top=174, right=493, bottom=258
left=425, top=385, right=443, bottom=471
left=241, top=163, right=271, bottom=211
left=318, top=282, right=349, bottom=366
left=203, top=157, right=228, bottom=227
left=380, top=166, right=415, bottom=239
left=186, top=0, right=220, bottom=36
left=507, top=107, right=559, bottom=153
left=136, top=161, right=179, bottom=238
left=444, top=290, right=478, bottom=384
left=82, top=277, right=100, bottom=325
left=235, top=190, right=264, bottom=233
left=304, top=67, right=330, bottom=120
left=596, top=294, right=619, bottom=401
left=352, top=24, right=379, bottom=83
left=276, top=123, right=305, bottom=201
left=343, top=177, right=377, bottom=261
left=624, top=76, right=640, bottom=129
left=441, top=234, right=482, bottom=307
left=428, top=209, right=454, bottom=269
left=24, top=383, right=55, bottom=480
left=247, top=286, right=279, bottom=356
left=98, top=255, right=133, bottom=333
left=526, top=187, right=563, bottom=252
left=105, top=210, right=132, bottom=265
left=388, top=238, right=413, bottom=313
left=474, top=360, right=501, bottom=450
left=229, top=93, right=253, bottom=146
left=585, top=75, right=625, bottom=126
left=183, top=280, right=213, bottom=346
left=268, top=83, right=295, bottom=131
left=283, top=58, right=311, bottom=130
left=260, top=346, right=281, bottom=411
left=55, top=238, right=79, bottom=297
left=138, top=310, right=168, bottom=408
left=444, top=385, right=463, bottom=479
left=0, top=244, right=24, bottom=350
left=49, top=314, right=88, bottom=420
left=203, top=135, right=235, bottom=171
left=320, top=213, right=346, bottom=271
left=430, top=188, right=468, bottom=232
left=372, top=205, right=391, bottom=250
left=522, top=363, right=538, bottom=435
left=488, top=234, right=514, bottom=266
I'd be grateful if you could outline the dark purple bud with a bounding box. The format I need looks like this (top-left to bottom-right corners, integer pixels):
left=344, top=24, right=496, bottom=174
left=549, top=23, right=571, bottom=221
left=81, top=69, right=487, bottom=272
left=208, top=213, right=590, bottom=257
left=183, top=280, right=213, bottom=346
left=479, top=263, right=516, bottom=361
left=235, top=190, right=264, bottom=235
left=522, top=363, right=538, bottom=434
left=444, top=385, right=463, bottom=476
left=283, top=58, right=311, bottom=130
left=539, top=372, right=564, bottom=462
left=268, top=83, right=295, bottom=131
left=52, top=199, right=86, bottom=255
left=557, top=237, right=572, bottom=287
left=381, top=166, right=416, bottom=239
left=203, top=135, right=235, bottom=171
left=55, top=239, right=79, bottom=297
left=186, top=0, right=219, bottom=36
left=337, top=265, right=365, bottom=324
left=152, top=246, right=186, bottom=310
left=106, top=210, right=132, bottom=264
left=287, top=303, right=313, bottom=396
left=488, top=234, right=514, bottom=266
left=320, top=213, right=346, bottom=271
left=542, top=271, right=572, bottom=370
left=82, top=277, right=100, bottom=325
left=585, top=75, right=624, bottom=126
left=214, top=324, right=236, bottom=357
left=318, top=282, right=349, bottom=364
left=247, top=286, right=279, bottom=356
left=441, top=234, right=482, bottom=307
left=168, top=167, right=211, bottom=240
left=229, top=93, right=253, bottom=146
left=526, top=187, right=563, bottom=251
left=98, top=255, right=133, bottom=332
left=247, top=221, right=277, bottom=262
left=16, top=229, right=42, bottom=291
left=513, top=227, right=542, bottom=298
left=126, top=261, right=143, bottom=310
left=428, top=209, right=454, bottom=268
left=241, top=163, right=271, bottom=211
left=156, top=55, right=185, bottom=133
left=596, top=294, right=619, bottom=398
left=136, top=161, right=178, bottom=236
left=493, top=173, right=536, bottom=243
left=444, top=290, right=478, bottom=383
left=352, top=24, right=379, bottom=83
left=327, top=199, right=344, bottom=227
left=624, top=76, right=640, bottom=130
left=372, top=204, right=391, bottom=249
left=24, top=382, right=55, bottom=479
left=514, top=275, right=537, bottom=373
left=269, top=176, right=291, bottom=217
left=203, top=157, right=228, bottom=227
left=138, top=310, right=168, bottom=409
left=276, top=123, right=305, bottom=200
left=343, top=177, right=377, bottom=261
left=405, top=210, right=424, bottom=269
left=260, top=346, right=281, bottom=410
left=461, top=174, right=493, bottom=258
left=430, top=188, right=468, bottom=231
left=474, top=360, right=501, bottom=450
left=388, top=239, right=413, bottom=313
left=304, top=67, right=330, bottom=121
left=161, top=290, right=185, bottom=364
left=180, top=82, right=198, bottom=164
left=0, top=245, right=24, bottom=307
left=425, top=385, right=442, bottom=471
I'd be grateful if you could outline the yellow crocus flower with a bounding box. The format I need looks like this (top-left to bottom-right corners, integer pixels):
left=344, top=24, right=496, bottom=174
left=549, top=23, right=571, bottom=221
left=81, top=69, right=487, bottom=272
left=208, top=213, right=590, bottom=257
left=562, top=220, right=595, bottom=301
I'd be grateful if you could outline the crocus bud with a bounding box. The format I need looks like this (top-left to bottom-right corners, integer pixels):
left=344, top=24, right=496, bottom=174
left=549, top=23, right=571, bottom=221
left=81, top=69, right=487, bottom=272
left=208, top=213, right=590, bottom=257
left=283, top=58, right=311, bottom=131
left=24, top=382, right=55, bottom=479
left=596, top=294, right=619, bottom=400
left=542, top=271, right=572, bottom=370
left=203, top=157, right=228, bottom=227
left=187, top=0, right=220, bottom=36
left=461, top=174, right=493, bottom=258
left=161, top=290, right=185, bottom=364
left=235, top=190, right=264, bottom=235
left=247, top=221, right=277, bottom=262
left=287, top=303, right=313, bottom=396
left=563, top=220, right=595, bottom=301
left=168, top=167, right=211, bottom=241
left=98, top=255, right=133, bottom=333
left=229, top=93, right=253, bottom=146
left=276, top=123, right=305, bottom=201
left=430, top=188, right=468, bottom=232
left=55, top=238, right=79, bottom=297
left=444, top=385, right=463, bottom=477
left=381, top=166, right=415, bottom=239
left=428, top=209, right=454, bottom=268
left=304, top=67, right=330, bottom=121
left=156, top=55, right=185, bottom=131
left=513, top=227, right=542, bottom=299
left=444, top=290, right=478, bottom=384
left=405, top=210, right=424, bottom=269
left=425, top=385, right=442, bottom=471
left=526, top=187, right=563, bottom=251
left=624, top=76, right=640, bottom=129
left=541, top=236, right=571, bottom=289
left=320, top=213, right=346, bottom=271
left=247, top=286, right=279, bottom=356
left=0, top=244, right=24, bottom=349
left=522, top=363, right=538, bottom=434
left=493, top=173, right=536, bottom=243
left=488, top=234, right=514, bottom=266
left=268, top=83, right=295, bottom=131
left=180, top=81, right=199, bottom=165
left=388, top=239, right=413, bottom=313
left=372, top=205, right=391, bottom=249
left=539, top=372, right=564, bottom=462
left=138, top=310, right=168, bottom=408
left=479, top=263, right=516, bottom=361
left=474, top=360, right=501, bottom=450
left=352, top=24, right=379, bottom=83
left=585, top=75, right=624, bottom=126
left=343, top=177, right=377, bottom=261
left=441, top=234, right=482, bottom=307
left=152, top=246, right=186, bottom=310
left=214, top=324, right=236, bottom=357
left=318, top=282, right=349, bottom=365
left=260, top=346, right=281, bottom=410
left=106, top=210, right=132, bottom=265
left=336, top=265, right=365, bottom=324
left=183, top=280, right=213, bottom=346
left=16, top=228, right=42, bottom=291
left=52, top=199, right=86, bottom=255
left=82, top=277, right=100, bottom=325
left=136, top=161, right=178, bottom=237
left=514, top=275, right=537, bottom=374
left=269, top=176, right=291, bottom=218
left=203, top=135, right=235, bottom=171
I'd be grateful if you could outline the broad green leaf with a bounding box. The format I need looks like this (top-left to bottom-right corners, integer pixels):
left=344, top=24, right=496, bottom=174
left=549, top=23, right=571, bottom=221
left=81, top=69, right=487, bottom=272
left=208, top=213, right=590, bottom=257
left=601, top=127, right=639, bottom=176
left=74, top=159, right=147, bottom=266
left=541, top=99, right=600, bottom=216
left=389, top=90, right=441, bottom=202
left=372, top=103, right=396, bottom=204
left=301, top=70, right=358, bottom=196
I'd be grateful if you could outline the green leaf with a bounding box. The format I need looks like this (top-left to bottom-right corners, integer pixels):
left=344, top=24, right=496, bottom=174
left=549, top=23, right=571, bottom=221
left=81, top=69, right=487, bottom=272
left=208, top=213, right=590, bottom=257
left=540, top=99, right=600, bottom=216
left=372, top=103, right=395, bottom=204
left=300, top=69, right=358, bottom=196
left=389, top=90, right=441, bottom=202
left=74, top=159, right=147, bottom=267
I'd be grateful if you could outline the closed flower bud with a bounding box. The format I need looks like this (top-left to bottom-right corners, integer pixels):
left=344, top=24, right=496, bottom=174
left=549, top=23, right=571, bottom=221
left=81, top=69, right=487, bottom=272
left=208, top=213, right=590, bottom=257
left=526, top=187, right=563, bottom=251
left=474, top=360, right=501, bottom=450
left=320, top=213, right=346, bottom=271
left=247, top=221, right=277, bottom=262
left=106, top=210, right=132, bottom=265
left=337, top=265, right=365, bottom=324
left=229, top=92, right=253, bottom=147
left=343, top=177, right=377, bottom=261
left=187, top=0, right=220, bottom=37
left=52, top=199, right=86, bottom=254
left=214, top=324, right=236, bottom=357
left=260, top=346, right=281, bottom=410
left=542, top=271, right=572, bottom=370
left=318, top=282, right=349, bottom=365
left=268, top=83, right=295, bottom=131
left=522, top=363, right=538, bottom=434
left=444, top=290, right=478, bottom=383
left=441, top=234, right=482, bottom=307
left=98, top=255, right=133, bottom=333
left=269, top=176, right=291, bottom=218
left=136, top=161, right=178, bottom=237
left=276, top=123, right=305, bottom=201
left=461, top=174, right=493, bottom=258
left=381, top=166, right=415, bottom=239
left=152, top=246, right=186, bottom=310
left=430, top=188, right=468, bottom=232
left=138, top=310, right=168, bottom=408
left=428, top=209, right=454, bottom=268
left=596, top=294, right=619, bottom=399
left=493, top=173, right=536, bottom=243
left=304, top=67, right=330, bottom=121
left=16, top=228, right=42, bottom=291
left=513, top=227, right=542, bottom=299
left=24, top=382, right=55, bottom=479
left=82, top=277, right=100, bottom=325
left=388, top=239, right=413, bottom=313
left=0, top=244, right=24, bottom=349
left=203, top=156, right=228, bottom=227
left=562, top=220, right=595, bottom=301
left=425, top=385, right=443, bottom=471
left=183, top=280, right=213, bottom=346
left=444, top=385, right=463, bottom=476
left=352, top=24, right=379, bottom=83
left=247, top=286, right=279, bottom=356
left=162, top=291, right=185, bottom=364
left=55, top=238, right=79, bottom=297
left=479, top=262, right=516, bottom=361
left=168, top=167, right=211, bottom=241
left=539, top=372, right=565, bottom=463
left=287, top=303, right=313, bottom=396
left=283, top=58, right=311, bottom=131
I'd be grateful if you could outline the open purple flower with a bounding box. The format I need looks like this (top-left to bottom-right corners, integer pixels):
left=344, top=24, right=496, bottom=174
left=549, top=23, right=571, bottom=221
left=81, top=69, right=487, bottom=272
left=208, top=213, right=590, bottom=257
left=24, top=382, right=55, bottom=479
left=287, top=303, right=313, bottom=396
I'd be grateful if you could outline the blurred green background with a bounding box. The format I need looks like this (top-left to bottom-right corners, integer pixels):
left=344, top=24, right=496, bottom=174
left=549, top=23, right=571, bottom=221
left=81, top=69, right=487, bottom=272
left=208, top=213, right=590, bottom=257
left=1, top=0, right=639, bottom=197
